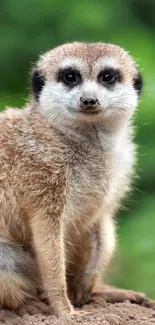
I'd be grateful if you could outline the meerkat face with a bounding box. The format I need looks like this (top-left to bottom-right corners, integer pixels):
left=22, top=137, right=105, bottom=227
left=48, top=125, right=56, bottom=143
left=31, top=42, right=143, bottom=130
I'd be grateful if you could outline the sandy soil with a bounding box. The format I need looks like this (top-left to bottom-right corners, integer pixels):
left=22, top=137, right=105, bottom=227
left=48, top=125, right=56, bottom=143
left=1, top=294, right=155, bottom=325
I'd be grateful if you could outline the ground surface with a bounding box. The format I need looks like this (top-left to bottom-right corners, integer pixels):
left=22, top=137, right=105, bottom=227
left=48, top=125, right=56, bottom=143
left=1, top=294, right=155, bottom=325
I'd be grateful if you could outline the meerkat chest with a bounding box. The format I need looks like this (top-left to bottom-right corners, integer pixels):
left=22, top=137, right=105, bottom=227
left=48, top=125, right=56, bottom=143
left=64, top=131, right=134, bottom=223
left=65, top=142, right=116, bottom=221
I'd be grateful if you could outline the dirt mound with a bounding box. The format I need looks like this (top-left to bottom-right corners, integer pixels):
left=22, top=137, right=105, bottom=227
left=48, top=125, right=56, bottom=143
left=1, top=294, right=155, bottom=325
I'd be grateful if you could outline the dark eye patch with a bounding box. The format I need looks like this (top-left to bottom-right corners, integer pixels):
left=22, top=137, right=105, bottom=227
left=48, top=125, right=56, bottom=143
left=31, top=69, right=45, bottom=100
left=133, top=71, right=143, bottom=96
left=98, top=68, right=121, bottom=87
left=58, top=67, right=82, bottom=88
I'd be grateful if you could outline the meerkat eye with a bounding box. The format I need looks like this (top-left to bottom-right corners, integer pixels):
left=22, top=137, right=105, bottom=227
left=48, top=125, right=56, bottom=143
left=58, top=68, right=82, bottom=87
left=98, top=68, right=121, bottom=86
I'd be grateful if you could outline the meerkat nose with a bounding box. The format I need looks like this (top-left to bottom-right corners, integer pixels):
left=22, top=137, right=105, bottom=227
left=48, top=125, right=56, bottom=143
left=80, top=97, right=100, bottom=109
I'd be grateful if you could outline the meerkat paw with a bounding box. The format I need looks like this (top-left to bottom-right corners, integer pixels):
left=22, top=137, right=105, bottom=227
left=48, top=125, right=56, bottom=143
left=93, top=284, right=146, bottom=304
left=71, top=288, right=92, bottom=307
left=69, top=279, right=94, bottom=307
left=70, top=309, right=90, bottom=317
left=16, top=299, right=51, bottom=316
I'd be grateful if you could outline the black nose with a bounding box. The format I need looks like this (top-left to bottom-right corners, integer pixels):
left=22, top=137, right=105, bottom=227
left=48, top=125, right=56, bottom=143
left=80, top=97, right=99, bottom=109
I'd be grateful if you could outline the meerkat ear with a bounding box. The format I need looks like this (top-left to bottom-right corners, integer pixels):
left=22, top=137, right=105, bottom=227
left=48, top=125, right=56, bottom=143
left=133, top=71, right=143, bottom=96
left=31, top=68, right=45, bottom=100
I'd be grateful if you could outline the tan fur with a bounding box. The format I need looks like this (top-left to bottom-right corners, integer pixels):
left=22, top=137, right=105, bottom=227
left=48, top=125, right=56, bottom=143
left=0, top=42, right=143, bottom=314
left=37, top=42, right=137, bottom=82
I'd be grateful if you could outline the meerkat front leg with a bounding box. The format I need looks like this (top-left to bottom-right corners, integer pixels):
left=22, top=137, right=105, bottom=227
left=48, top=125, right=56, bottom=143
left=30, top=211, right=73, bottom=315
left=67, top=229, right=102, bottom=307
left=67, top=215, right=115, bottom=307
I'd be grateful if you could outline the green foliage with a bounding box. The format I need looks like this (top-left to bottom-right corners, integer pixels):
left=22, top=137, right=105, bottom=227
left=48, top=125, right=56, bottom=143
left=0, top=0, right=155, bottom=298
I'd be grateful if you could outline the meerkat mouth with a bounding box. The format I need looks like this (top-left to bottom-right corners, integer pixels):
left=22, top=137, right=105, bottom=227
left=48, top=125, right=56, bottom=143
left=79, top=107, right=101, bottom=115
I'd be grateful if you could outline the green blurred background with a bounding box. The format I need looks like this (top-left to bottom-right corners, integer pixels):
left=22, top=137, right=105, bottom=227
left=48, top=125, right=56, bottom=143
left=0, top=0, right=155, bottom=298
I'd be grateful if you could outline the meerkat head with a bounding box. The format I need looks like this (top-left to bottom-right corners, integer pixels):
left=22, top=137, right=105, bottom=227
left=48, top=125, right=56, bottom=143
left=31, top=42, right=143, bottom=131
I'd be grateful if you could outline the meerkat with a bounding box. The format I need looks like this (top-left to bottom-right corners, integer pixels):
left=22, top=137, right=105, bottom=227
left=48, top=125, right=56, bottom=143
left=0, top=42, right=145, bottom=315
